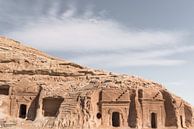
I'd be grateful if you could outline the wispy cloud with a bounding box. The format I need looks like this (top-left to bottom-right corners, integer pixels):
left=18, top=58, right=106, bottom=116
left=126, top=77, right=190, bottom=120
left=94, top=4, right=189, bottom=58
left=6, top=4, right=193, bottom=67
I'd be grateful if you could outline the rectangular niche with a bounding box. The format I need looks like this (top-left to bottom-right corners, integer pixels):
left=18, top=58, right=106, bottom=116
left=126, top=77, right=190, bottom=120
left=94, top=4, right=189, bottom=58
left=42, top=97, right=64, bottom=117
left=0, top=85, right=10, bottom=95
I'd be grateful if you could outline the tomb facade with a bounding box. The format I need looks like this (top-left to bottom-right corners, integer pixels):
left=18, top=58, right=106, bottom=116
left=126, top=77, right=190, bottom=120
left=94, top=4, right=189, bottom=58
left=0, top=36, right=193, bottom=129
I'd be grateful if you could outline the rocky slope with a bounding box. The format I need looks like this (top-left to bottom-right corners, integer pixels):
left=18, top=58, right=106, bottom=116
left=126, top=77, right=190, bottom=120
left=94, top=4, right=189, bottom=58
left=0, top=36, right=193, bottom=129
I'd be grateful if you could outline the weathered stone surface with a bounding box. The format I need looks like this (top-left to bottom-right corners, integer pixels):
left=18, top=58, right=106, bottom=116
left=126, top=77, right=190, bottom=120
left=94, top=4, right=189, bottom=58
left=0, top=36, right=193, bottom=129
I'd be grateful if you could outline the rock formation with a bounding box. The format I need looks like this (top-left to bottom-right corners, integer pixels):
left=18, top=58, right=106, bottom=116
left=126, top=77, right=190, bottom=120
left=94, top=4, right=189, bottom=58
left=0, top=36, right=193, bottom=129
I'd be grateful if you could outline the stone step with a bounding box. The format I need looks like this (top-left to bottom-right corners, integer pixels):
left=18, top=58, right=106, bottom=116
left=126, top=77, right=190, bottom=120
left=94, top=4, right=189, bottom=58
left=61, top=110, right=76, bottom=114
left=61, top=109, right=76, bottom=112
left=61, top=106, right=77, bottom=109
left=61, top=102, right=77, bottom=105
left=61, top=105, right=77, bottom=108
left=63, top=99, right=77, bottom=102
left=61, top=104, right=77, bottom=107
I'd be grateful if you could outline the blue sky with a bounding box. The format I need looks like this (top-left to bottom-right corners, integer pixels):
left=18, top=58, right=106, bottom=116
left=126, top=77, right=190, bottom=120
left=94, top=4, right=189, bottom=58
left=0, top=0, right=194, bottom=105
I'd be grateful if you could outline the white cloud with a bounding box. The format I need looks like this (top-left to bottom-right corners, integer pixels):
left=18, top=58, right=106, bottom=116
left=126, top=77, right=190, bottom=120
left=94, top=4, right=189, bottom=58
left=8, top=18, right=184, bottom=51
left=73, top=52, right=187, bottom=67
left=7, top=7, right=192, bottom=67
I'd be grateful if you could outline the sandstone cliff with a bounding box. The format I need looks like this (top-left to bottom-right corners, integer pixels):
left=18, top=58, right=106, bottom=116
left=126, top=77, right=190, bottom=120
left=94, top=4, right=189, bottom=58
left=0, top=36, right=193, bottom=129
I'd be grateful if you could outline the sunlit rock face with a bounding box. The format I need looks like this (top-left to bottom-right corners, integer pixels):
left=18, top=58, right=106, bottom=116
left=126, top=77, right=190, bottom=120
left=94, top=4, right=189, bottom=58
left=0, top=36, right=193, bottom=129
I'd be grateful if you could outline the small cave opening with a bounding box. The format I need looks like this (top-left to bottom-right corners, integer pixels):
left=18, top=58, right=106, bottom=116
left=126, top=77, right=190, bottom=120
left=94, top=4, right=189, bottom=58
left=96, top=113, right=102, bottom=119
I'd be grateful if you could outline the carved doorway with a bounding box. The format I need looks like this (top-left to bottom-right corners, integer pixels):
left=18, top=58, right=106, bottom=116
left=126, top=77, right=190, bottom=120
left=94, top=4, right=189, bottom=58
left=151, top=113, right=157, bottom=128
left=112, top=112, right=120, bottom=127
left=19, top=104, right=27, bottom=119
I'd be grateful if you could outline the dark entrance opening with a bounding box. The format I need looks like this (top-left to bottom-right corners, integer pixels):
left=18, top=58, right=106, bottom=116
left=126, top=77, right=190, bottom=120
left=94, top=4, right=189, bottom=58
left=19, top=104, right=27, bottom=119
left=151, top=113, right=157, bottom=128
left=43, top=97, right=64, bottom=117
left=112, top=112, right=120, bottom=127
left=180, top=115, right=183, bottom=128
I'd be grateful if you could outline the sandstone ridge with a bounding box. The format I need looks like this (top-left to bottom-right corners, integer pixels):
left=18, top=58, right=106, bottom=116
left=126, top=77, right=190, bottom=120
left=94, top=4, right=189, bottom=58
left=0, top=36, right=193, bottom=129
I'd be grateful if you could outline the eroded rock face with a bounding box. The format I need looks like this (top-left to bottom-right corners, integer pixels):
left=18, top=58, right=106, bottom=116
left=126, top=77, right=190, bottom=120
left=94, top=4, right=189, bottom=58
left=0, top=36, right=193, bottom=129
